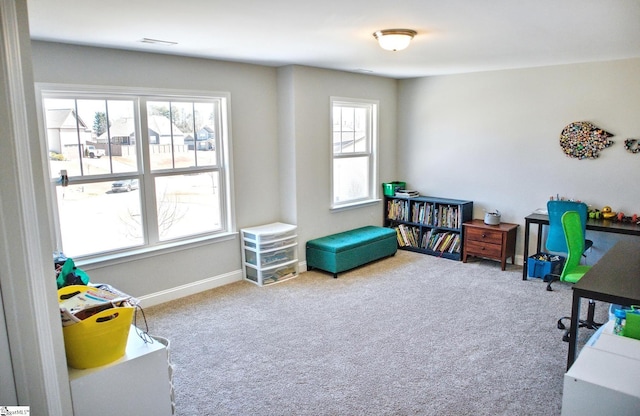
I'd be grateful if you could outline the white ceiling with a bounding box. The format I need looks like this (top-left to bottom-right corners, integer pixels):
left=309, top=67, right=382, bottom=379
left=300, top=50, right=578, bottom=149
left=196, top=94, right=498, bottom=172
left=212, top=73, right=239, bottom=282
left=27, top=0, right=640, bottom=79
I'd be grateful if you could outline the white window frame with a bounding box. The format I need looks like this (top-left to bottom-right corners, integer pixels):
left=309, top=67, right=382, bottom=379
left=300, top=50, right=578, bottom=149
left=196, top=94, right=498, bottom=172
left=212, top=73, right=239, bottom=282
left=35, top=83, right=236, bottom=265
left=330, top=97, right=379, bottom=209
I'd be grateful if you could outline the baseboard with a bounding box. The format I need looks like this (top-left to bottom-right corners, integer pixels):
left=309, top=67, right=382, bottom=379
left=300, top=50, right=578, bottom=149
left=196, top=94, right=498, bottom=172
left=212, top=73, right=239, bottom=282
left=138, top=260, right=309, bottom=307
left=138, top=270, right=243, bottom=308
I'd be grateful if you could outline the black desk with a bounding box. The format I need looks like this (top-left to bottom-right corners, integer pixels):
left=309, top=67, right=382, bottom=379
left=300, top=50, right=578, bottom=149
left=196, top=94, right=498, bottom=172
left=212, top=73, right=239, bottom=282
left=567, top=240, right=640, bottom=369
left=522, top=213, right=640, bottom=280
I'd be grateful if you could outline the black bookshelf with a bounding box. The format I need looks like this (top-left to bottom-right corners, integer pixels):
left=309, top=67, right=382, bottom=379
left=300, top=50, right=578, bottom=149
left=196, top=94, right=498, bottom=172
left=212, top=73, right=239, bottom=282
left=384, top=195, right=473, bottom=261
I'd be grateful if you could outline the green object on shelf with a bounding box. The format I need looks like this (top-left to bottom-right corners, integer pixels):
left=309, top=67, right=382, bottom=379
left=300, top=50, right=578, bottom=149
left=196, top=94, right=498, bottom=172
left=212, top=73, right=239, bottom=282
left=382, top=181, right=406, bottom=197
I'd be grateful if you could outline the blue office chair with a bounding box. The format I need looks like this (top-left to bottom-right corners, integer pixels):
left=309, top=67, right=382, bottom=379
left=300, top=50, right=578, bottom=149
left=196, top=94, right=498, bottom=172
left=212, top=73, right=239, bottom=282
left=546, top=200, right=593, bottom=254
left=544, top=200, right=593, bottom=291
left=554, top=211, right=601, bottom=341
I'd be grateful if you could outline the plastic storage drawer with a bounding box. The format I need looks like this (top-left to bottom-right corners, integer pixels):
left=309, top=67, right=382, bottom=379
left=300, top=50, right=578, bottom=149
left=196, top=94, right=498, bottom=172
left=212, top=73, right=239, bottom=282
left=244, top=245, right=296, bottom=267
left=244, top=236, right=297, bottom=251
left=245, top=262, right=298, bottom=285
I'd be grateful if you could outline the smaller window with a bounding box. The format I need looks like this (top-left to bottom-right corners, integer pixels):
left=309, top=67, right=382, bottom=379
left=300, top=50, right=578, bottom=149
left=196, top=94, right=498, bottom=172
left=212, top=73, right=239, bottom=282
left=330, top=98, right=378, bottom=208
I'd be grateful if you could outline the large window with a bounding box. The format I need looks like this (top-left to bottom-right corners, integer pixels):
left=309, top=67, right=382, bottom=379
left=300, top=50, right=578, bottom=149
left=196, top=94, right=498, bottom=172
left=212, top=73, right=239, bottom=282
left=331, top=97, right=378, bottom=208
left=38, top=86, right=232, bottom=260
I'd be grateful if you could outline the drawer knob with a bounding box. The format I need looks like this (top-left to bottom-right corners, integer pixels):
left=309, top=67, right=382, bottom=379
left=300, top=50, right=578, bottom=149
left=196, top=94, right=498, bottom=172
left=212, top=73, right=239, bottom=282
left=481, top=234, right=486, bottom=238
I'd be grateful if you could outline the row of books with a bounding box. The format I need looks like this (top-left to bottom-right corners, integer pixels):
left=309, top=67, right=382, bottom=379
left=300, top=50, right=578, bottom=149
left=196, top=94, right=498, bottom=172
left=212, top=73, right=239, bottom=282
left=387, top=199, right=410, bottom=222
left=393, top=225, right=461, bottom=253
left=424, top=231, right=462, bottom=253
left=436, top=205, right=462, bottom=228
left=389, top=199, right=461, bottom=228
left=394, top=224, right=419, bottom=247
left=412, top=202, right=433, bottom=224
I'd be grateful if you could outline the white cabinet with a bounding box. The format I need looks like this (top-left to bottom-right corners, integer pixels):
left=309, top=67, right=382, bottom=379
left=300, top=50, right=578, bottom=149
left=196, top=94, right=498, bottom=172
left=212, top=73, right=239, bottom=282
left=562, top=321, right=640, bottom=416
left=68, top=327, right=173, bottom=416
left=241, top=222, right=298, bottom=286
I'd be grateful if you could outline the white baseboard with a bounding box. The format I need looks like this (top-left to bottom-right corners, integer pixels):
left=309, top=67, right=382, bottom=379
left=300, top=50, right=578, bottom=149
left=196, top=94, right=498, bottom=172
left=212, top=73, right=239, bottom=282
left=138, top=270, right=243, bottom=308
left=138, top=261, right=308, bottom=308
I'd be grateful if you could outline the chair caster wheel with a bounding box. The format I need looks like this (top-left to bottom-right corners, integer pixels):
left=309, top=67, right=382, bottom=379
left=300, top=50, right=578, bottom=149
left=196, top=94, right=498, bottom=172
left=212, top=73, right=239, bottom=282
left=562, top=333, right=570, bottom=342
left=557, top=321, right=566, bottom=330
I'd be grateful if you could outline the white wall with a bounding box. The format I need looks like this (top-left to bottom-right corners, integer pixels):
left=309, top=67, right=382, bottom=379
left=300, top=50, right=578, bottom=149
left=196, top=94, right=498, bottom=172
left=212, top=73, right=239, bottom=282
left=30, top=41, right=281, bottom=298
left=29, top=43, right=399, bottom=297
left=398, top=58, right=640, bottom=263
left=278, top=65, right=398, bottom=252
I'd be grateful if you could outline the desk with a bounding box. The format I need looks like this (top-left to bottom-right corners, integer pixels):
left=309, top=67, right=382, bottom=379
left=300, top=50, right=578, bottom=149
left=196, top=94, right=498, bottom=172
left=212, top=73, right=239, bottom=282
left=566, top=240, right=640, bottom=369
left=522, top=213, right=640, bottom=280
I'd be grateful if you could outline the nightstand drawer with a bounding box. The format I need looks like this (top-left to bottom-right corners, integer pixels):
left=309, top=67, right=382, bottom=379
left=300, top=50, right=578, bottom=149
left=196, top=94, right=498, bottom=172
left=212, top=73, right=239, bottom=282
left=465, top=240, right=502, bottom=258
left=465, top=227, right=503, bottom=244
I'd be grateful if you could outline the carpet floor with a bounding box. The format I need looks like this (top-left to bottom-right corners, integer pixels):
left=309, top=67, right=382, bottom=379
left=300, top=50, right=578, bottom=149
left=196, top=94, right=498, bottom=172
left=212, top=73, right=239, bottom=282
left=145, top=250, right=609, bottom=416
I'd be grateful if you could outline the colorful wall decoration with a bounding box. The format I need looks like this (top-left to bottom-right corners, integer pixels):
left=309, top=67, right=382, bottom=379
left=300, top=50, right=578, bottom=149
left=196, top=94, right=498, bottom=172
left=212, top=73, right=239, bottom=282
left=559, top=121, right=614, bottom=159
left=624, top=139, right=640, bottom=154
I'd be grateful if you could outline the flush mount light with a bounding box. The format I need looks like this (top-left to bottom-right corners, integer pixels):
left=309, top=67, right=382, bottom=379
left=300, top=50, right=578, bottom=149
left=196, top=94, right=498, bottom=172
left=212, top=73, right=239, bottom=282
left=373, top=29, right=417, bottom=51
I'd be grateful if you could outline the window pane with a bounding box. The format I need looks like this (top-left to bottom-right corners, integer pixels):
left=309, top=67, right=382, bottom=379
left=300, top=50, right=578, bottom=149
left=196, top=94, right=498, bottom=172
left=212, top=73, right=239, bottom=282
left=44, top=98, right=91, bottom=178
left=169, top=102, right=195, bottom=169
left=43, top=98, right=138, bottom=178
left=333, top=156, right=370, bottom=203
left=98, top=99, right=138, bottom=174
left=155, top=172, right=222, bottom=241
left=353, top=107, right=367, bottom=152
left=192, top=102, right=218, bottom=167
left=147, top=101, right=185, bottom=170
left=56, top=181, right=143, bottom=257
left=332, top=105, right=369, bottom=154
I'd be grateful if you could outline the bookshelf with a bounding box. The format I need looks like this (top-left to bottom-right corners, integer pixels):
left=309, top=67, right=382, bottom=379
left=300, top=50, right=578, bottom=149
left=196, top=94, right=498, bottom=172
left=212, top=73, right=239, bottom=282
left=383, top=195, right=473, bottom=261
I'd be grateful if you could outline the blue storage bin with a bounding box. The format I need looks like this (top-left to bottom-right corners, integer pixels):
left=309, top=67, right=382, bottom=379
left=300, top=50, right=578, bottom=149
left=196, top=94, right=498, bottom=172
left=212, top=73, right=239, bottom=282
left=527, top=253, right=565, bottom=278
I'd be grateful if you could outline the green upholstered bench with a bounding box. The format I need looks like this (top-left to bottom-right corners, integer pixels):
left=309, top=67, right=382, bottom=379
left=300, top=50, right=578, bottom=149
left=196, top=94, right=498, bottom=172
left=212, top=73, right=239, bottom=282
left=306, top=226, right=397, bottom=278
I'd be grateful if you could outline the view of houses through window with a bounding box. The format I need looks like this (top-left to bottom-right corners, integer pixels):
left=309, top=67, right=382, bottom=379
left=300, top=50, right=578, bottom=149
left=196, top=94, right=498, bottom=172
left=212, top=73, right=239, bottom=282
left=40, top=88, right=231, bottom=259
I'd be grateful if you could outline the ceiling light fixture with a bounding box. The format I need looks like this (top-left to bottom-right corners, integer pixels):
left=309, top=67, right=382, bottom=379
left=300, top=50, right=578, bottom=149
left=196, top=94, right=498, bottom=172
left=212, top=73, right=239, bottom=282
left=373, top=29, right=417, bottom=51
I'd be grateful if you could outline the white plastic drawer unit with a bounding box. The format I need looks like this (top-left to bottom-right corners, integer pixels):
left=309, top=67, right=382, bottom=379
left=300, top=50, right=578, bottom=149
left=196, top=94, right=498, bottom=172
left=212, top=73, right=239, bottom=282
left=244, top=245, right=297, bottom=267
left=240, top=222, right=299, bottom=286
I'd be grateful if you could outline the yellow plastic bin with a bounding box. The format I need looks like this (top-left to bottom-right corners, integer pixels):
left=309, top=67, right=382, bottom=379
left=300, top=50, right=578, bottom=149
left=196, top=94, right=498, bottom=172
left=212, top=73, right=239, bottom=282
left=58, top=285, right=134, bottom=369
left=62, top=305, right=134, bottom=369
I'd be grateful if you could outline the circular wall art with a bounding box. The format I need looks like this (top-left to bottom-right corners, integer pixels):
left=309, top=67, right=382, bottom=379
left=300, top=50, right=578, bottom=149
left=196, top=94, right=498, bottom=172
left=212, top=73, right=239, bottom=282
left=559, top=121, right=614, bottom=159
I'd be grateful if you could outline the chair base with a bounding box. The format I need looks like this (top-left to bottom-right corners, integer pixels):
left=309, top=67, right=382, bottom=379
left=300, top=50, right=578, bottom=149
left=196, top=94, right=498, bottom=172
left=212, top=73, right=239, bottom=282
left=544, top=273, right=560, bottom=291
left=557, top=299, right=602, bottom=342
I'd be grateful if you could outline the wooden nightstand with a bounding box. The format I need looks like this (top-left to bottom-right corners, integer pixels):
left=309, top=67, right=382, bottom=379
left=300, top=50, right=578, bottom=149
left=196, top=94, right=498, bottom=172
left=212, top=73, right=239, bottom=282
left=462, top=220, right=518, bottom=270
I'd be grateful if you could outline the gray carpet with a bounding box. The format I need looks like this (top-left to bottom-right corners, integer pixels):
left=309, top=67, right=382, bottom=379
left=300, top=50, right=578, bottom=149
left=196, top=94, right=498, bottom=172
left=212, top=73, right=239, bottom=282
left=145, top=250, right=609, bottom=416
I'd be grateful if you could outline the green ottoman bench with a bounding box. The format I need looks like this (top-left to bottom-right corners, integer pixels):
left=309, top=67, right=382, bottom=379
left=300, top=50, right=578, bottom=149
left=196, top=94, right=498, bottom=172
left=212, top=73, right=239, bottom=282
left=306, top=226, right=397, bottom=278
